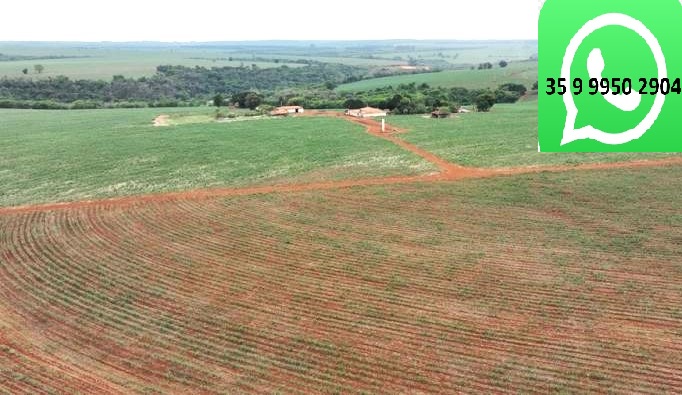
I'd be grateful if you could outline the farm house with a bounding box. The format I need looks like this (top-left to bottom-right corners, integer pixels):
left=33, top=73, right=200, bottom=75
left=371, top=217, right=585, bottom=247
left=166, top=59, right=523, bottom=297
left=345, top=107, right=388, bottom=118
left=270, top=105, right=305, bottom=116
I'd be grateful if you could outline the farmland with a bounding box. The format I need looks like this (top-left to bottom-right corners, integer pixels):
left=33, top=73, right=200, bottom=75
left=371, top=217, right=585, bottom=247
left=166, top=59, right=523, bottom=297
left=1, top=165, right=681, bottom=393
left=0, top=41, right=536, bottom=81
left=389, top=99, right=677, bottom=167
left=0, top=108, right=434, bottom=207
left=336, top=61, right=538, bottom=92
left=2, top=38, right=681, bottom=394
left=0, top=44, right=303, bottom=80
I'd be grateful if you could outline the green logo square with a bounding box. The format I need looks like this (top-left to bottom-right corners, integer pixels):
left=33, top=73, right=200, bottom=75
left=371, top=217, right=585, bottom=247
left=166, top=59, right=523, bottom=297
left=539, top=0, right=682, bottom=152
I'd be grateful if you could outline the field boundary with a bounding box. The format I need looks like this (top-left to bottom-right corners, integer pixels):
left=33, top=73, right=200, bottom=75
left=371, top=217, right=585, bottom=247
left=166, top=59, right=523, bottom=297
left=1, top=113, right=681, bottom=215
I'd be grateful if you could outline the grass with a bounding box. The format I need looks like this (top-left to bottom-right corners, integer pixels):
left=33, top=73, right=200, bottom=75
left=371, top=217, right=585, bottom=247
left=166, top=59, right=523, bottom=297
left=389, top=98, right=679, bottom=168
left=0, top=108, right=434, bottom=207
left=336, top=61, right=538, bottom=92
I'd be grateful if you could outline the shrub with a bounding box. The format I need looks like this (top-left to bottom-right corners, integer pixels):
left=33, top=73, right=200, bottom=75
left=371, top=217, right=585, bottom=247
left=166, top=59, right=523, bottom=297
left=71, top=100, right=101, bottom=110
left=494, top=90, right=522, bottom=104
left=474, top=92, right=496, bottom=112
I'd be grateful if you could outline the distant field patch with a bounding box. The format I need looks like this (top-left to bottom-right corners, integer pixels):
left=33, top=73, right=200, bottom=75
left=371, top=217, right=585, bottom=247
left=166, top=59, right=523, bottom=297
left=337, top=61, right=538, bottom=92
left=0, top=47, right=303, bottom=80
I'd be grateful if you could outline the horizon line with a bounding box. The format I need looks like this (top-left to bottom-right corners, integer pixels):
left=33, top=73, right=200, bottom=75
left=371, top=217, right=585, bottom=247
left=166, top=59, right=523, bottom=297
left=0, top=38, right=539, bottom=44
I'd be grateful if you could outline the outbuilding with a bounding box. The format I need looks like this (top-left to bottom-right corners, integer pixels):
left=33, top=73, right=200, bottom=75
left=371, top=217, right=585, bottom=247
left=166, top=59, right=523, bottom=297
left=345, top=107, right=388, bottom=118
left=271, top=106, right=305, bottom=116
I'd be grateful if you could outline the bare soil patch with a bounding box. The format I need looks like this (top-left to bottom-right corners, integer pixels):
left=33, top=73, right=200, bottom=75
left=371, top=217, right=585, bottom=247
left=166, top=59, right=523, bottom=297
left=152, top=115, right=170, bottom=127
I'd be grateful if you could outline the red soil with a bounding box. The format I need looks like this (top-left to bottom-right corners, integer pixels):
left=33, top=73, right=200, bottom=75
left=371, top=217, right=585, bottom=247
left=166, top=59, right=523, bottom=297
left=1, top=112, right=680, bottom=393
left=1, top=180, right=680, bottom=393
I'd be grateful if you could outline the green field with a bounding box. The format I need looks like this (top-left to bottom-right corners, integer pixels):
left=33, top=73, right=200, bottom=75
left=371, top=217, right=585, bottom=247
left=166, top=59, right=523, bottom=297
left=390, top=99, right=678, bottom=167
left=0, top=41, right=538, bottom=81
left=3, top=40, right=682, bottom=394
left=375, top=41, right=538, bottom=65
left=0, top=46, right=303, bottom=80
left=337, top=61, right=538, bottom=92
left=0, top=108, right=434, bottom=207
left=230, top=41, right=538, bottom=68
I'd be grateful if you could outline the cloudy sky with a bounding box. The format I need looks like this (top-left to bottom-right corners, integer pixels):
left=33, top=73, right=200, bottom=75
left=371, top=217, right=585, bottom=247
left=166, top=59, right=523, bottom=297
left=1, top=0, right=539, bottom=42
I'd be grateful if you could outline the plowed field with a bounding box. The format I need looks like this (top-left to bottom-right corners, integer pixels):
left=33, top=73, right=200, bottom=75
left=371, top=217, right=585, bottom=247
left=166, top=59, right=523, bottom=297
left=2, top=166, right=681, bottom=393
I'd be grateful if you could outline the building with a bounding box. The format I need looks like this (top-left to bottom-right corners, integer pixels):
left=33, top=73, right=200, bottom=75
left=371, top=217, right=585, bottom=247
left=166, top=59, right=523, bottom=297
left=431, top=110, right=451, bottom=119
left=345, top=107, right=388, bottom=118
left=270, top=106, right=304, bottom=116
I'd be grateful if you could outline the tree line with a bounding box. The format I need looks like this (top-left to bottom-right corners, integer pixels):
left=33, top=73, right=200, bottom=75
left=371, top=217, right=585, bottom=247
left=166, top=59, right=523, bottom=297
left=0, top=63, right=365, bottom=108
left=0, top=62, right=532, bottom=113
left=270, top=82, right=529, bottom=113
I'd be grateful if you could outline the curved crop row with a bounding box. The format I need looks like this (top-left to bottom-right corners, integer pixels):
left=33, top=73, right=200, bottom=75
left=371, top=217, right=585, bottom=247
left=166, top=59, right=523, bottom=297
left=1, top=170, right=681, bottom=393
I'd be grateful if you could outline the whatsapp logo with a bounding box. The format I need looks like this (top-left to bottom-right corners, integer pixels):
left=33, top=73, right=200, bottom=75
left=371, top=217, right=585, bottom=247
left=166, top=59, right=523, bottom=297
left=539, top=0, right=682, bottom=152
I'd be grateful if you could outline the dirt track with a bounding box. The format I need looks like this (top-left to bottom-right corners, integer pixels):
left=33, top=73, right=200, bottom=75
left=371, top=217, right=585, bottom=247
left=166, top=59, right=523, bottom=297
left=1, top=112, right=680, bottom=215
left=152, top=115, right=170, bottom=127
left=2, top=112, right=682, bottom=394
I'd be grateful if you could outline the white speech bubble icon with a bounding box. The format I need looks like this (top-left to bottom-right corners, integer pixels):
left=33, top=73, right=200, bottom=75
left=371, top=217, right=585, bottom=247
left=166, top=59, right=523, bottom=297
left=561, top=13, right=667, bottom=146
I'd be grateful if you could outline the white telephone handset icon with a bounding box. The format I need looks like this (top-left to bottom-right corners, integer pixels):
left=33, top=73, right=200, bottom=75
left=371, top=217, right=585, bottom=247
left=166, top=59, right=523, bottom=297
left=587, top=48, right=641, bottom=112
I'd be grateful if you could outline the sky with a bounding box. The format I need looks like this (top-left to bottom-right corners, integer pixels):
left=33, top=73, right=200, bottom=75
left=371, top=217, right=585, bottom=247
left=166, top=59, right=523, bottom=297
left=0, top=0, right=540, bottom=42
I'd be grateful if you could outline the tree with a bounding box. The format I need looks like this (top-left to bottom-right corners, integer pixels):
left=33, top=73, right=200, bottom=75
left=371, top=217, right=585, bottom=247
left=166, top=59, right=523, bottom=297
left=386, top=94, right=404, bottom=110
left=21, top=68, right=28, bottom=75
left=233, top=92, right=262, bottom=109
left=498, top=83, right=527, bottom=96
left=499, top=60, right=509, bottom=68
left=213, top=94, right=225, bottom=107
left=34, top=64, right=44, bottom=74
left=343, top=98, right=366, bottom=109
left=232, top=91, right=263, bottom=109
left=474, top=92, right=496, bottom=112
left=494, top=89, right=521, bottom=104
left=449, top=87, right=472, bottom=105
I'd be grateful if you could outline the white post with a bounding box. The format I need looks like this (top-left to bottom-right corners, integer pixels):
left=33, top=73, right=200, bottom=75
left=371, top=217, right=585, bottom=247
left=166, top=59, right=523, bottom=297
left=381, top=118, right=385, bottom=132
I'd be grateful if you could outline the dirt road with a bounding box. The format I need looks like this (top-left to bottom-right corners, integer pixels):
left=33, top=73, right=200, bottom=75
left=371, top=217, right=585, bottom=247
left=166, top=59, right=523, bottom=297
left=2, top=112, right=680, bottom=215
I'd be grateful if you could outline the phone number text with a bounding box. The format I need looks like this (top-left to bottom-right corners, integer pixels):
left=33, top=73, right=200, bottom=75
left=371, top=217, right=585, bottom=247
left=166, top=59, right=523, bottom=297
left=546, top=77, right=681, bottom=96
